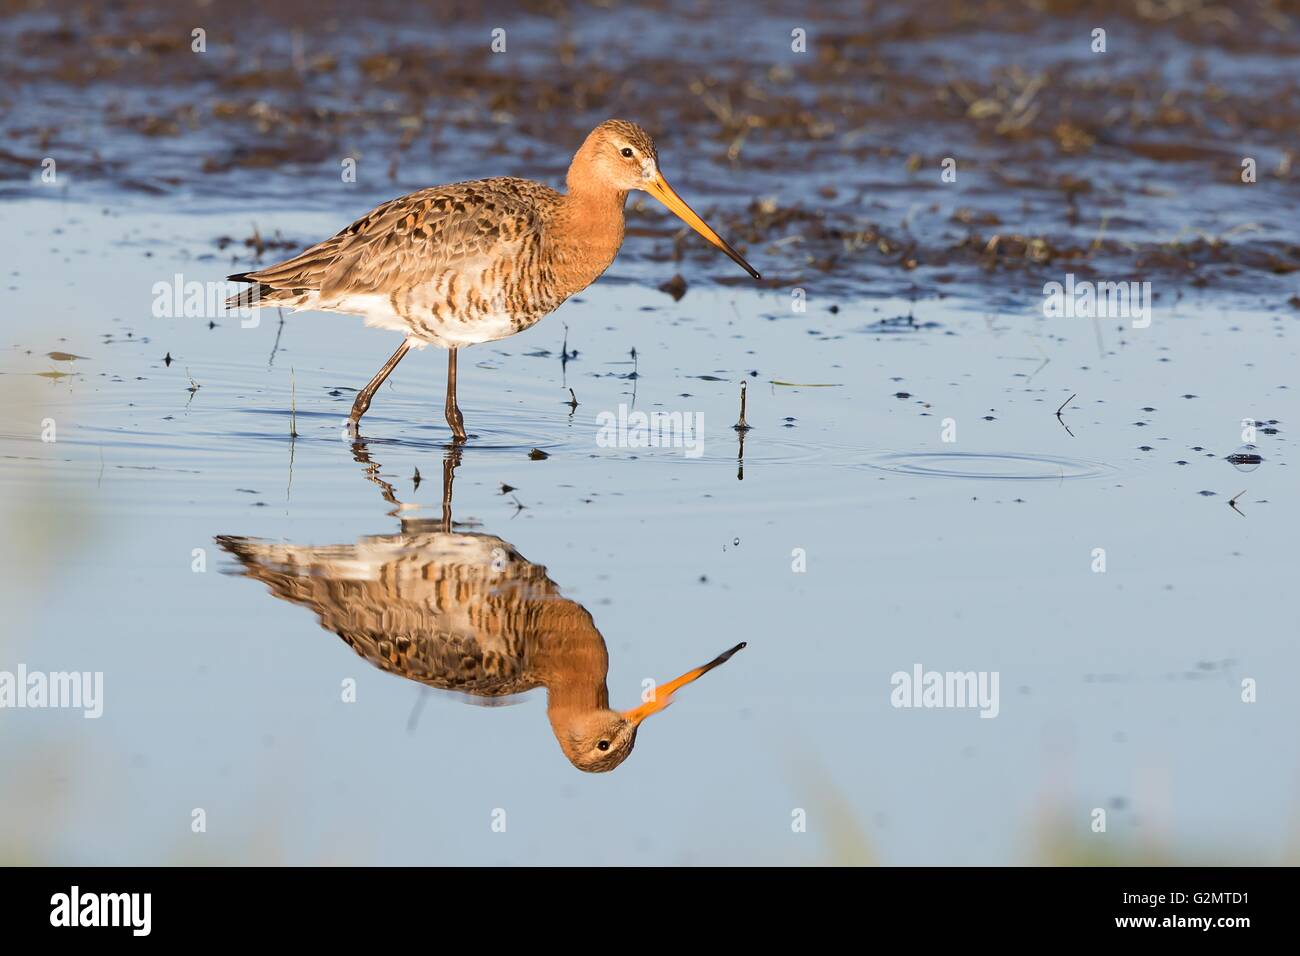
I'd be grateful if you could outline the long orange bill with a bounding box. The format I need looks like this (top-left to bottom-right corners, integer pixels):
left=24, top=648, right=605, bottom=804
left=621, top=641, right=747, bottom=726
left=645, top=173, right=761, bottom=280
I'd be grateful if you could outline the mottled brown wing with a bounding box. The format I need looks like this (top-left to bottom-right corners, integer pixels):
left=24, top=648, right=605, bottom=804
left=215, top=532, right=549, bottom=697
left=234, top=178, right=558, bottom=302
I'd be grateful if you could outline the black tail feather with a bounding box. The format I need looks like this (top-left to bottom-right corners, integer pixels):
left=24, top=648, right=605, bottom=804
left=224, top=278, right=274, bottom=310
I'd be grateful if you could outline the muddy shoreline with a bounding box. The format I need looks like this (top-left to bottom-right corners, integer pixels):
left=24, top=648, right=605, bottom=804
left=3, top=0, right=1298, bottom=303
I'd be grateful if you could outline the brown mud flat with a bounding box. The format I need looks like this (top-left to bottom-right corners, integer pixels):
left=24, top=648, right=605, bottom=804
left=2, top=0, right=1299, bottom=302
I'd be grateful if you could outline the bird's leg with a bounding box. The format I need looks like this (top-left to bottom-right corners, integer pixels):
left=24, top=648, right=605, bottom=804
left=349, top=339, right=412, bottom=431
left=444, top=347, right=467, bottom=443
left=350, top=439, right=403, bottom=511
left=441, top=445, right=462, bottom=532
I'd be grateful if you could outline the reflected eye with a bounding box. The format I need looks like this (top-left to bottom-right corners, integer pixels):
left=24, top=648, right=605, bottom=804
left=620, top=148, right=633, bottom=158
left=597, top=740, right=611, bottom=751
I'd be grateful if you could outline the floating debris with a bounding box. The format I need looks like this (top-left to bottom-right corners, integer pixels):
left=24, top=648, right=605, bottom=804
left=1229, top=490, right=1247, bottom=517
left=658, top=273, right=688, bottom=300
left=1225, top=444, right=1264, bottom=472
left=1055, top=393, right=1076, bottom=437
left=858, top=314, right=941, bottom=333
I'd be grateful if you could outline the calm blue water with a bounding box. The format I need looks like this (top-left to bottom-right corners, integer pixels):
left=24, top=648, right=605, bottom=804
left=1, top=193, right=1295, bottom=864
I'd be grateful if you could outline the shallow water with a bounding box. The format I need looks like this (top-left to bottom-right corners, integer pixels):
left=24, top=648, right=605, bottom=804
left=2, top=1, right=1299, bottom=866
left=2, top=190, right=1295, bottom=865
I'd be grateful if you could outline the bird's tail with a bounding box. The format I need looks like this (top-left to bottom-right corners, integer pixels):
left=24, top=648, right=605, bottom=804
left=224, top=273, right=273, bottom=310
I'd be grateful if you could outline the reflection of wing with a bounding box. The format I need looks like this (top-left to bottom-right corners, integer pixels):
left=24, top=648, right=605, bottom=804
left=216, top=531, right=598, bottom=698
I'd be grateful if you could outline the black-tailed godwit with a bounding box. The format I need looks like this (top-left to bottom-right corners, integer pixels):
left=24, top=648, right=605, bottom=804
left=216, top=446, right=745, bottom=772
left=226, top=119, right=760, bottom=441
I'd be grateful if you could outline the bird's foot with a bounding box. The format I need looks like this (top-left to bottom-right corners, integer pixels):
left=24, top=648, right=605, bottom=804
left=347, top=397, right=371, bottom=432
left=445, top=406, right=467, bottom=444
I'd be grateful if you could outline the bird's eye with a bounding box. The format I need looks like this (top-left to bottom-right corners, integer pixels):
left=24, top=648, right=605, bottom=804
left=597, top=739, right=611, bottom=751
left=620, top=147, right=633, bottom=158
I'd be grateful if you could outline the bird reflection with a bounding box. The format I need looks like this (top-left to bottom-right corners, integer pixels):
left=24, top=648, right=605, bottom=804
left=216, top=444, right=744, bottom=772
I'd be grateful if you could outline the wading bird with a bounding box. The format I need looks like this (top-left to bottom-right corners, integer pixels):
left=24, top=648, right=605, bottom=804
left=226, top=120, right=760, bottom=441
left=216, top=446, right=745, bottom=772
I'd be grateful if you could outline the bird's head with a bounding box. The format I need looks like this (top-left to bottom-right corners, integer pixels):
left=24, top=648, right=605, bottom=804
left=553, top=708, right=641, bottom=773
left=550, top=641, right=746, bottom=773
left=572, top=119, right=761, bottom=279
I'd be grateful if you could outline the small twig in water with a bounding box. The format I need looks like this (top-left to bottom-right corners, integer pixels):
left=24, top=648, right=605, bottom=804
left=1089, top=214, right=1110, bottom=255
left=733, top=379, right=751, bottom=432
left=289, top=367, right=299, bottom=438
left=627, top=347, right=639, bottom=407
left=268, top=307, right=287, bottom=369
left=1055, top=392, right=1076, bottom=437
left=1026, top=336, right=1050, bottom=383
left=560, top=323, right=578, bottom=380
left=406, top=687, right=430, bottom=733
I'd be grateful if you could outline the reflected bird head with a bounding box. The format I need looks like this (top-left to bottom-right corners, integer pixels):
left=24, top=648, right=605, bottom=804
left=552, top=641, right=746, bottom=773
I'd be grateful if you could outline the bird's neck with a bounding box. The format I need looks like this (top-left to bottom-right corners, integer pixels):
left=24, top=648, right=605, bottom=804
left=527, top=599, right=612, bottom=713
left=554, top=184, right=627, bottom=288
left=546, top=683, right=610, bottom=720
left=544, top=674, right=612, bottom=747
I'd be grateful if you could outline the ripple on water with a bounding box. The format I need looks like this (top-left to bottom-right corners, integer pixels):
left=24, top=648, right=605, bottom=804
left=231, top=404, right=577, bottom=456
left=857, top=451, right=1115, bottom=480
left=654, top=433, right=828, bottom=466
